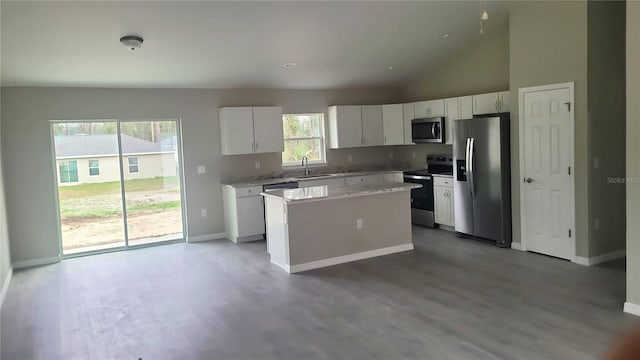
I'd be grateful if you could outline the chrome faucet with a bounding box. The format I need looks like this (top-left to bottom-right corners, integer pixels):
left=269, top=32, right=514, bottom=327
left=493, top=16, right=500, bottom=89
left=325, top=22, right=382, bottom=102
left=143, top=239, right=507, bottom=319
left=302, top=156, right=310, bottom=176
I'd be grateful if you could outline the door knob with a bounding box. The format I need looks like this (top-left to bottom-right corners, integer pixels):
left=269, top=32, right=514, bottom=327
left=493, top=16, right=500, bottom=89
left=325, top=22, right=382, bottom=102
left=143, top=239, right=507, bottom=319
left=524, top=177, right=534, bottom=183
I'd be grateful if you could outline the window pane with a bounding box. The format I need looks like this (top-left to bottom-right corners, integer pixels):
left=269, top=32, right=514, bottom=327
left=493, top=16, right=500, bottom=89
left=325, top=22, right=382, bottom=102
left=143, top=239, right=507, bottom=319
left=282, top=139, right=322, bottom=163
left=89, top=160, right=99, bottom=168
left=283, top=114, right=322, bottom=139
left=89, top=168, right=99, bottom=176
left=128, top=157, right=138, bottom=165
left=68, top=161, right=78, bottom=182
left=59, top=162, right=70, bottom=183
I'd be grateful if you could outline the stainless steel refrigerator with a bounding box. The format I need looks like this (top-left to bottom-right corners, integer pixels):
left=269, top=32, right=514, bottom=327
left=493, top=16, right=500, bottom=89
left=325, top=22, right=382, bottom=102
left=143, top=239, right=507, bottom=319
left=453, top=114, right=511, bottom=247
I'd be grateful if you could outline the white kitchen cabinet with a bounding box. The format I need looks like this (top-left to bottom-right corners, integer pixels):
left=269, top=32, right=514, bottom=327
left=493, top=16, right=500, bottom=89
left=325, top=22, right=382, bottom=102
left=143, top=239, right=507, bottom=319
left=403, top=103, right=415, bottom=144
left=382, top=104, right=404, bottom=145
left=345, top=174, right=384, bottom=185
left=328, top=106, right=362, bottom=148
left=361, top=105, right=384, bottom=146
left=382, top=172, right=404, bottom=183
left=220, top=106, right=283, bottom=155
left=443, top=96, right=473, bottom=145
left=298, top=177, right=346, bottom=188
left=222, top=185, right=265, bottom=243
left=472, top=91, right=510, bottom=115
left=433, top=176, right=454, bottom=228
left=414, top=99, right=445, bottom=118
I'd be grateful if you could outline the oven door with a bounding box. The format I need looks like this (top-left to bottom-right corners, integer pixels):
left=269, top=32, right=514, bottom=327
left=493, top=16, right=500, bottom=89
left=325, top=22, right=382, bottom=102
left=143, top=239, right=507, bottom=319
left=412, top=118, right=444, bottom=143
left=403, top=175, right=434, bottom=211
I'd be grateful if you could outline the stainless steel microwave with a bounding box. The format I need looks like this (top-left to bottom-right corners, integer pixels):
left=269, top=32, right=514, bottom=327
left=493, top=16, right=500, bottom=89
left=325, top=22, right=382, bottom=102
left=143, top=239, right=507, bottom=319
left=411, top=117, right=445, bottom=143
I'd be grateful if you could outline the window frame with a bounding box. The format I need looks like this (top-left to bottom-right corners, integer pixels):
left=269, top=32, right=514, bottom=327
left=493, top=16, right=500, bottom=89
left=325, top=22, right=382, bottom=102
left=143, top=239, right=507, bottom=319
left=88, top=159, right=100, bottom=176
left=281, top=113, right=327, bottom=168
left=128, top=157, right=139, bottom=173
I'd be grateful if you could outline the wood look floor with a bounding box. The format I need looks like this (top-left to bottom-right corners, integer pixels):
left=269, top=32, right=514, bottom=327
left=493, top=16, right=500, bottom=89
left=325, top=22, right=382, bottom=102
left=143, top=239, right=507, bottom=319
left=2, top=227, right=636, bottom=359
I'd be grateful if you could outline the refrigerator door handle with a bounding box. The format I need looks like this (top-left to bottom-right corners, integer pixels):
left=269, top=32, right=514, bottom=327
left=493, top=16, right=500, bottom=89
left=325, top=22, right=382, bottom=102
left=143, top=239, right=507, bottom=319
left=465, top=138, right=471, bottom=198
left=469, top=137, right=475, bottom=199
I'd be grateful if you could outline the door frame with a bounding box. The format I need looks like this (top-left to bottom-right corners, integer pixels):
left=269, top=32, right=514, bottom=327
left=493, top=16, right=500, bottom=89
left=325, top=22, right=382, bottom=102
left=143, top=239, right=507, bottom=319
left=518, top=82, right=576, bottom=262
left=49, top=118, right=187, bottom=258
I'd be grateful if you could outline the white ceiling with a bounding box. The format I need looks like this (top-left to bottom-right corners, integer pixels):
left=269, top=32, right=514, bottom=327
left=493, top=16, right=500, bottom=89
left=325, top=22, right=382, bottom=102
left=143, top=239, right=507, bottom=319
left=0, top=1, right=509, bottom=89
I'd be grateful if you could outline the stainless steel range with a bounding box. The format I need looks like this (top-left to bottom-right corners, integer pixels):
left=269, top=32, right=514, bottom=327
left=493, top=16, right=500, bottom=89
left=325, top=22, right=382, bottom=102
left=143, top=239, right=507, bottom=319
left=403, top=155, right=453, bottom=228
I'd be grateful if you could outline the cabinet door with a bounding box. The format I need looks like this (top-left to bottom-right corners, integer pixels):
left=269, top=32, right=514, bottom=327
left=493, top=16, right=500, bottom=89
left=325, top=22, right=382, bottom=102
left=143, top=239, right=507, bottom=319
left=472, top=92, right=500, bottom=115
left=329, top=106, right=363, bottom=148
left=459, top=95, right=473, bottom=119
left=236, top=196, right=265, bottom=237
left=444, top=98, right=459, bottom=145
left=382, top=104, right=404, bottom=145
left=361, top=105, right=383, bottom=146
left=498, top=91, right=511, bottom=112
left=415, top=99, right=445, bottom=118
left=403, top=103, right=415, bottom=144
left=447, top=188, right=455, bottom=226
left=219, top=107, right=255, bottom=155
left=382, top=172, right=404, bottom=183
left=434, top=186, right=452, bottom=226
left=253, top=107, right=284, bottom=153
left=345, top=174, right=384, bottom=185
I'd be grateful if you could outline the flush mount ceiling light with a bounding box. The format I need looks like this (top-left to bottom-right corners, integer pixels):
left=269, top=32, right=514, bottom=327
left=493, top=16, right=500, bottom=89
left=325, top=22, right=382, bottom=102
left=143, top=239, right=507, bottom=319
left=480, top=5, right=489, bottom=34
left=440, top=32, right=450, bottom=39
left=120, top=35, right=144, bottom=51
left=387, top=66, right=394, bottom=70
left=283, top=62, right=297, bottom=68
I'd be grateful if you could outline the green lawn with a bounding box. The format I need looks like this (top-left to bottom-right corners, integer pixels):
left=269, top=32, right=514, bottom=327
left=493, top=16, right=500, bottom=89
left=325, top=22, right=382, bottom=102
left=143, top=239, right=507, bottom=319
left=58, top=176, right=180, bottom=200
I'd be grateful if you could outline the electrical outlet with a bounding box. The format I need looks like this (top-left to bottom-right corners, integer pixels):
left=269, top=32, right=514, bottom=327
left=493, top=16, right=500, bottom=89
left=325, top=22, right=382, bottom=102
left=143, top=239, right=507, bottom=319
left=594, top=157, right=600, bottom=169
left=594, top=218, right=600, bottom=230
left=197, top=165, right=206, bottom=174
left=347, top=154, right=353, bottom=162
left=356, top=219, right=363, bottom=229
left=201, top=209, right=207, bottom=217
left=389, top=151, right=394, bottom=159
left=412, top=151, right=416, bottom=159
left=255, top=161, right=261, bottom=169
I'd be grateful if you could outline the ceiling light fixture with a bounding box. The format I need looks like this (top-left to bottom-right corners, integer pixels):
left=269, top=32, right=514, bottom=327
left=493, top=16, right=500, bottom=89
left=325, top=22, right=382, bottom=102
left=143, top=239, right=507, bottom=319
left=283, top=62, right=297, bottom=68
left=480, top=3, right=489, bottom=35
left=387, top=66, right=394, bottom=70
left=120, top=35, right=144, bottom=51
left=441, top=33, right=450, bottom=39
left=481, top=8, right=489, bottom=21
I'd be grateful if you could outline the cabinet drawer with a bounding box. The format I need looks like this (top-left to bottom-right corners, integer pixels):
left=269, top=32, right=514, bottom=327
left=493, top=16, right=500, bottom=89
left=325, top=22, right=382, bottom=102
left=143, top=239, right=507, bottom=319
left=235, top=186, right=263, bottom=197
left=433, top=176, right=453, bottom=187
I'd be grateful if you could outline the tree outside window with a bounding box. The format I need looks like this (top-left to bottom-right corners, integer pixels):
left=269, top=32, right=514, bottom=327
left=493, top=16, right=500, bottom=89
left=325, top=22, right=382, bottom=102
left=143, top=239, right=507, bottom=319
left=282, top=114, right=326, bottom=166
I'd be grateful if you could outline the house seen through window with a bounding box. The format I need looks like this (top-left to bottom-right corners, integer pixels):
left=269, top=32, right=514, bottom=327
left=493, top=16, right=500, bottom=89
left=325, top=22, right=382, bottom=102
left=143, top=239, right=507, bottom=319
left=282, top=113, right=326, bottom=166
left=88, top=159, right=100, bottom=176
left=128, top=157, right=139, bottom=173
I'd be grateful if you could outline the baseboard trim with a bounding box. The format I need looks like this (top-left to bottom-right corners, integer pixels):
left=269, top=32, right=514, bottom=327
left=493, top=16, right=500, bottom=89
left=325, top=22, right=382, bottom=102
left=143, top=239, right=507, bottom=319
left=0, top=267, right=13, bottom=308
left=624, top=302, right=640, bottom=316
left=12, top=256, right=60, bottom=270
left=511, top=242, right=524, bottom=251
left=575, top=250, right=626, bottom=266
left=281, top=243, right=415, bottom=274
left=270, top=260, right=290, bottom=273
left=187, top=232, right=225, bottom=243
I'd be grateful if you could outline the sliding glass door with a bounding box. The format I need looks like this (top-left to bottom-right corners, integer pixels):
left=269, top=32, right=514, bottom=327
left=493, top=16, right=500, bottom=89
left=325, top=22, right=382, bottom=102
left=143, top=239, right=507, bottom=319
left=52, top=120, right=184, bottom=255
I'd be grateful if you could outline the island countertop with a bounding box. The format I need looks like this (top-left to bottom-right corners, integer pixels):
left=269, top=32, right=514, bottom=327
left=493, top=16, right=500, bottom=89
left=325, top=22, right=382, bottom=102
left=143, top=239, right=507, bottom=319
left=261, top=183, right=421, bottom=203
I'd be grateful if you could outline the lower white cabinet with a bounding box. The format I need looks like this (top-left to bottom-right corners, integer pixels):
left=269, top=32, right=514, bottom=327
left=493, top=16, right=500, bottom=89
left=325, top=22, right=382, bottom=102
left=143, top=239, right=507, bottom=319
left=222, top=185, right=265, bottom=243
left=433, top=176, right=455, bottom=228
left=345, top=174, right=384, bottom=185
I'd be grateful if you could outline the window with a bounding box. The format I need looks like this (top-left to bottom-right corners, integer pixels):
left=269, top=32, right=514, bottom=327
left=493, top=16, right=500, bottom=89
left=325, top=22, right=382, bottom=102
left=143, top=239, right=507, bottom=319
left=59, top=160, right=78, bottom=183
left=88, top=159, right=100, bottom=176
left=282, top=114, right=326, bottom=166
left=128, top=157, right=139, bottom=173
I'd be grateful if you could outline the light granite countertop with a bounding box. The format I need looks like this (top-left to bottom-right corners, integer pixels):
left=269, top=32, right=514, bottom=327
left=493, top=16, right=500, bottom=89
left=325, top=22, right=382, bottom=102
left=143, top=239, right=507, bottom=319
left=261, top=183, right=422, bottom=203
left=223, top=169, right=408, bottom=188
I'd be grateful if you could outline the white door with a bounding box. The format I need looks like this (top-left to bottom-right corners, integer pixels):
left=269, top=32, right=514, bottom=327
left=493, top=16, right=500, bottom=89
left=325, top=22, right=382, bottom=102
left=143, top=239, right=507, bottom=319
left=521, top=85, right=573, bottom=260
left=252, top=107, right=284, bottom=153
left=219, top=107, right=255, bottom=155
left=382, top=104, right=404, bottom=145
left=361, top=105, right=383, bottom=146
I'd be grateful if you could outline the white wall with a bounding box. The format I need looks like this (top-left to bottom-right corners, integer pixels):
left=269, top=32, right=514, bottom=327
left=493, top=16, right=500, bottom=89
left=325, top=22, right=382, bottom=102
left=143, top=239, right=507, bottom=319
left=0, top=87, right=402, bottom=264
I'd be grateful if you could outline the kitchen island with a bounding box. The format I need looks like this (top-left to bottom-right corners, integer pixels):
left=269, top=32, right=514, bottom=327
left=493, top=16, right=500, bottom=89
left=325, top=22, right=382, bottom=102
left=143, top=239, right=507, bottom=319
left=261, top=183, right=421, bottom=273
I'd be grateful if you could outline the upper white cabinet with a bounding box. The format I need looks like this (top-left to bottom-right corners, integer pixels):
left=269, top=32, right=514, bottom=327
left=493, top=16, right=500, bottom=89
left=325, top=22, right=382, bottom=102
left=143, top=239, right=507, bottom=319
left=403, top=103, right=415, bottom=145
left=443, top=95, right=473, bottom=145
left=328, top=105, right=383, bottom=148
left=361, top=105, right=383, bottom=146
left=414, top=99, right=445, bottom=118
left=382, top=104, right=405, bottom=145
left=220, top=106, right=283, bottom=155
left=472, top=92, right=510, bottom=115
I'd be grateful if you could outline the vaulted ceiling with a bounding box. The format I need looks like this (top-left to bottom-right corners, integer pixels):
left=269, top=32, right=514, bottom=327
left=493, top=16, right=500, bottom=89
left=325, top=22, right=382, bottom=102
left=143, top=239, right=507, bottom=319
left=0, top=1, right=509, bottom=89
